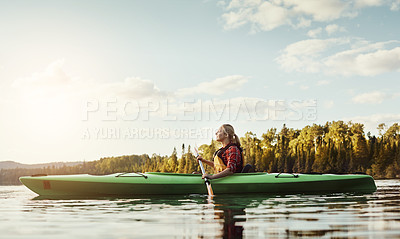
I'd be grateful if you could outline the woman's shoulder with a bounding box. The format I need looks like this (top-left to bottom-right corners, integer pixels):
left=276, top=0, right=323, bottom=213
left=227, top=144, right=238, bottom=149
left=227, top=144, right=242, bottom=152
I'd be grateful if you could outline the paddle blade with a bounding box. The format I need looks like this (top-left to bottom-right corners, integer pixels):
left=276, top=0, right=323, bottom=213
left=206, top=183, right=214, bottom=196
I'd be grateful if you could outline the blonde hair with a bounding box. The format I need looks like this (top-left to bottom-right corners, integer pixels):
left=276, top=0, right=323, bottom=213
left=221, top=124, right=241, bottom=147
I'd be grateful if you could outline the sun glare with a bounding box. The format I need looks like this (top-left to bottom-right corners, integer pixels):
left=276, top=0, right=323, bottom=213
left=18, top=87, right=79, bottom=142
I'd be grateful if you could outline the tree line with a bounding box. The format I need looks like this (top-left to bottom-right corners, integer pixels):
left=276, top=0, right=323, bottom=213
left=1, top=121, right=399, bottom=185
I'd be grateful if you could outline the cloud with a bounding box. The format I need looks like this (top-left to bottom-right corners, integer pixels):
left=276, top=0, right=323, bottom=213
left=349, top=113, right=400, bottom=123
left=323, top=100, right=335, bottom=109
left=176, top=75, right=249, bottom=97
left=276, top=38, right=400, bottom=76
left=276, top=38, right=349, bottom=73
left=307, top=24, right=345, bottom=38
left=285, top=0, right=351, bottom=22
left=220, top=0, right=398, bottom=32
left=300, top=85, right=309, bottom=90
left=222, top=7, right=253, bottom=30
left=307, top=28, right=322, bottom=38
left=10, top=60, right=171, bottom=103
left=7, top=60, right=86, bottom=134
left=355, top=0, right=383, bottom=8
left=99, top=77, right=168, bottom=99
left=391, top=0, right=400, bottom=10
left=343, top=113, right=400, bottom=134
left=286, top=80, right=297, bottom=86
left=10, top=59, right=82, bottom=102
left=217, top=0, right=227, bottom=7
left=352, top=91, right=399, bottom=104
left=325, top=24, right=345, bottom=35
left=222, top=1, right=290, bottom=32
left=221, top=0, right=348, bottom=32
left=10, top=60, right=250, bottom=103
left=295, top=17, right=312, bottom=28
left=249, top=1, right=290, bottom=32
left=352, top=91, right=387, bottom=104
left=12, top=59, right=71, bottom=89
left=325, top=45, right=400, bottom=76
left=317, top=80, right=330, bottom=86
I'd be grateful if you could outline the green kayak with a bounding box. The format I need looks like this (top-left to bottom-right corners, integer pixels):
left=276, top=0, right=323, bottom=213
left=19, top=172, right=376, bottom=196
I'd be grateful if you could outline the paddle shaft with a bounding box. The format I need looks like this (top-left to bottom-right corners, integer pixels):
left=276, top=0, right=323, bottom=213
left=195, top=146, right=214, bottom=196
left=198, top=159, right=214, bottom=196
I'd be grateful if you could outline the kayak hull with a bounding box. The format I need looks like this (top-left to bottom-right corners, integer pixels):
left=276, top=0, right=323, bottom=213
left=19, top=172, right=377, bottom=196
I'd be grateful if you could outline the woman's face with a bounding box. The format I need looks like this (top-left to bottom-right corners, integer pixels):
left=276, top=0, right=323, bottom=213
left=215, top=126, right=227, bottom=142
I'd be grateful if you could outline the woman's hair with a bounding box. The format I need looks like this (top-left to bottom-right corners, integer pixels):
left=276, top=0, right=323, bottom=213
left=221, top=124, right=241, bottom=147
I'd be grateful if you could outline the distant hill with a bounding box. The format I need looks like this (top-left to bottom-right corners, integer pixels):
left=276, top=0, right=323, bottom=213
left=0, top=160, right=83, bottom=170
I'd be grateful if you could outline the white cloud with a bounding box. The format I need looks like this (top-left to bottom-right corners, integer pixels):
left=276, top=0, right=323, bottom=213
left=217, top=0, right=227, bottom=7
left=221, top=0, right=348, bottom=31
left=323, top=100, right=335, bottom=109
left=295, top=17, right=312, bottom=28
left=325, top=24, right=345, bottom=35
left=308, top=25, right=344, bottom=38
left=326, top=45, right=400, bottom=76
left=10, top=59, right=84, bottom=103
left=276, top=38, right=349, bottom=73
left=317, top=80, right=330, bottom=86
left=355, top=0, right=383, bottom=8
left=176, top=75, right=249, bottom=97
left=12, top=59, right=71, bottom=89
left=300, top=85, right=309, bottom=90
left=220, top=0, right=398, bottom=32
left=286, top=80, right=297, bottom=86
left=352, top=91, right=387, bottom=104
left=99, top=77, right=168, bottom=99
left=352, top=91, right=399, bottom=104
left=307, top=28, right=322, bottom=38
left=222, top=0, right=290, bottom=32
left=226, top=0, right=262, bottom=9
left=391, top=0, right=400, bottom=10
left=11, top=61, right=250, bottom=102
left=277, top=38, right=400, bottom=76
left=10, top=60, right=171, bottom=104
left=7, top=60, right=85, bottom=138
left=284, top=0, right=350, bottom=22
left=222, top=7, right=253, bottom=30
left=249, top=1, right=290, bottom=32
left=343, top=113, right=400, bottom=134
left=350, top=113, right=400, bottom=123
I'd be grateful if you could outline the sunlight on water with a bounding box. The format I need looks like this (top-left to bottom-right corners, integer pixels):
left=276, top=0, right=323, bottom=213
left=1, top=180, right=399, bottom=238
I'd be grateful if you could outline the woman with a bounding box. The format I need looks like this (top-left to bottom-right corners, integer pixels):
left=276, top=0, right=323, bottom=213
left=197, top=124, right=243, bottom=180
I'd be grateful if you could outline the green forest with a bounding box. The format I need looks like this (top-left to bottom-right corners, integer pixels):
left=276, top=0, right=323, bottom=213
left=1, top=121, right=399, bottom=185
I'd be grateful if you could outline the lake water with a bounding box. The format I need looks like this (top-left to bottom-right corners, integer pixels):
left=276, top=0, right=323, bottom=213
left=1, top=180, right=399, bottom=239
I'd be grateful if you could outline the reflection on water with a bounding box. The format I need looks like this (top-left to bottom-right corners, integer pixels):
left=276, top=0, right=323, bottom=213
left=1, top=180, right=399, bottom=238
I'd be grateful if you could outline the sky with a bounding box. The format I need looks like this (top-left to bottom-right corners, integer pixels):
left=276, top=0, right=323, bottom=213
left=0, top=0, right=399, bottom=164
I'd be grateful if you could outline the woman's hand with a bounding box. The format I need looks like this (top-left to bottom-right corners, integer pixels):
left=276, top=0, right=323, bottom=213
left=196, top=155, right=204, bottom=162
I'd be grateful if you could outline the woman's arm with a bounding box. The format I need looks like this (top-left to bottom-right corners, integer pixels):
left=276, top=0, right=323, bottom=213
left=197, top=156, right=214, bottom=167
left=202, top=168, right=233, bottom=180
